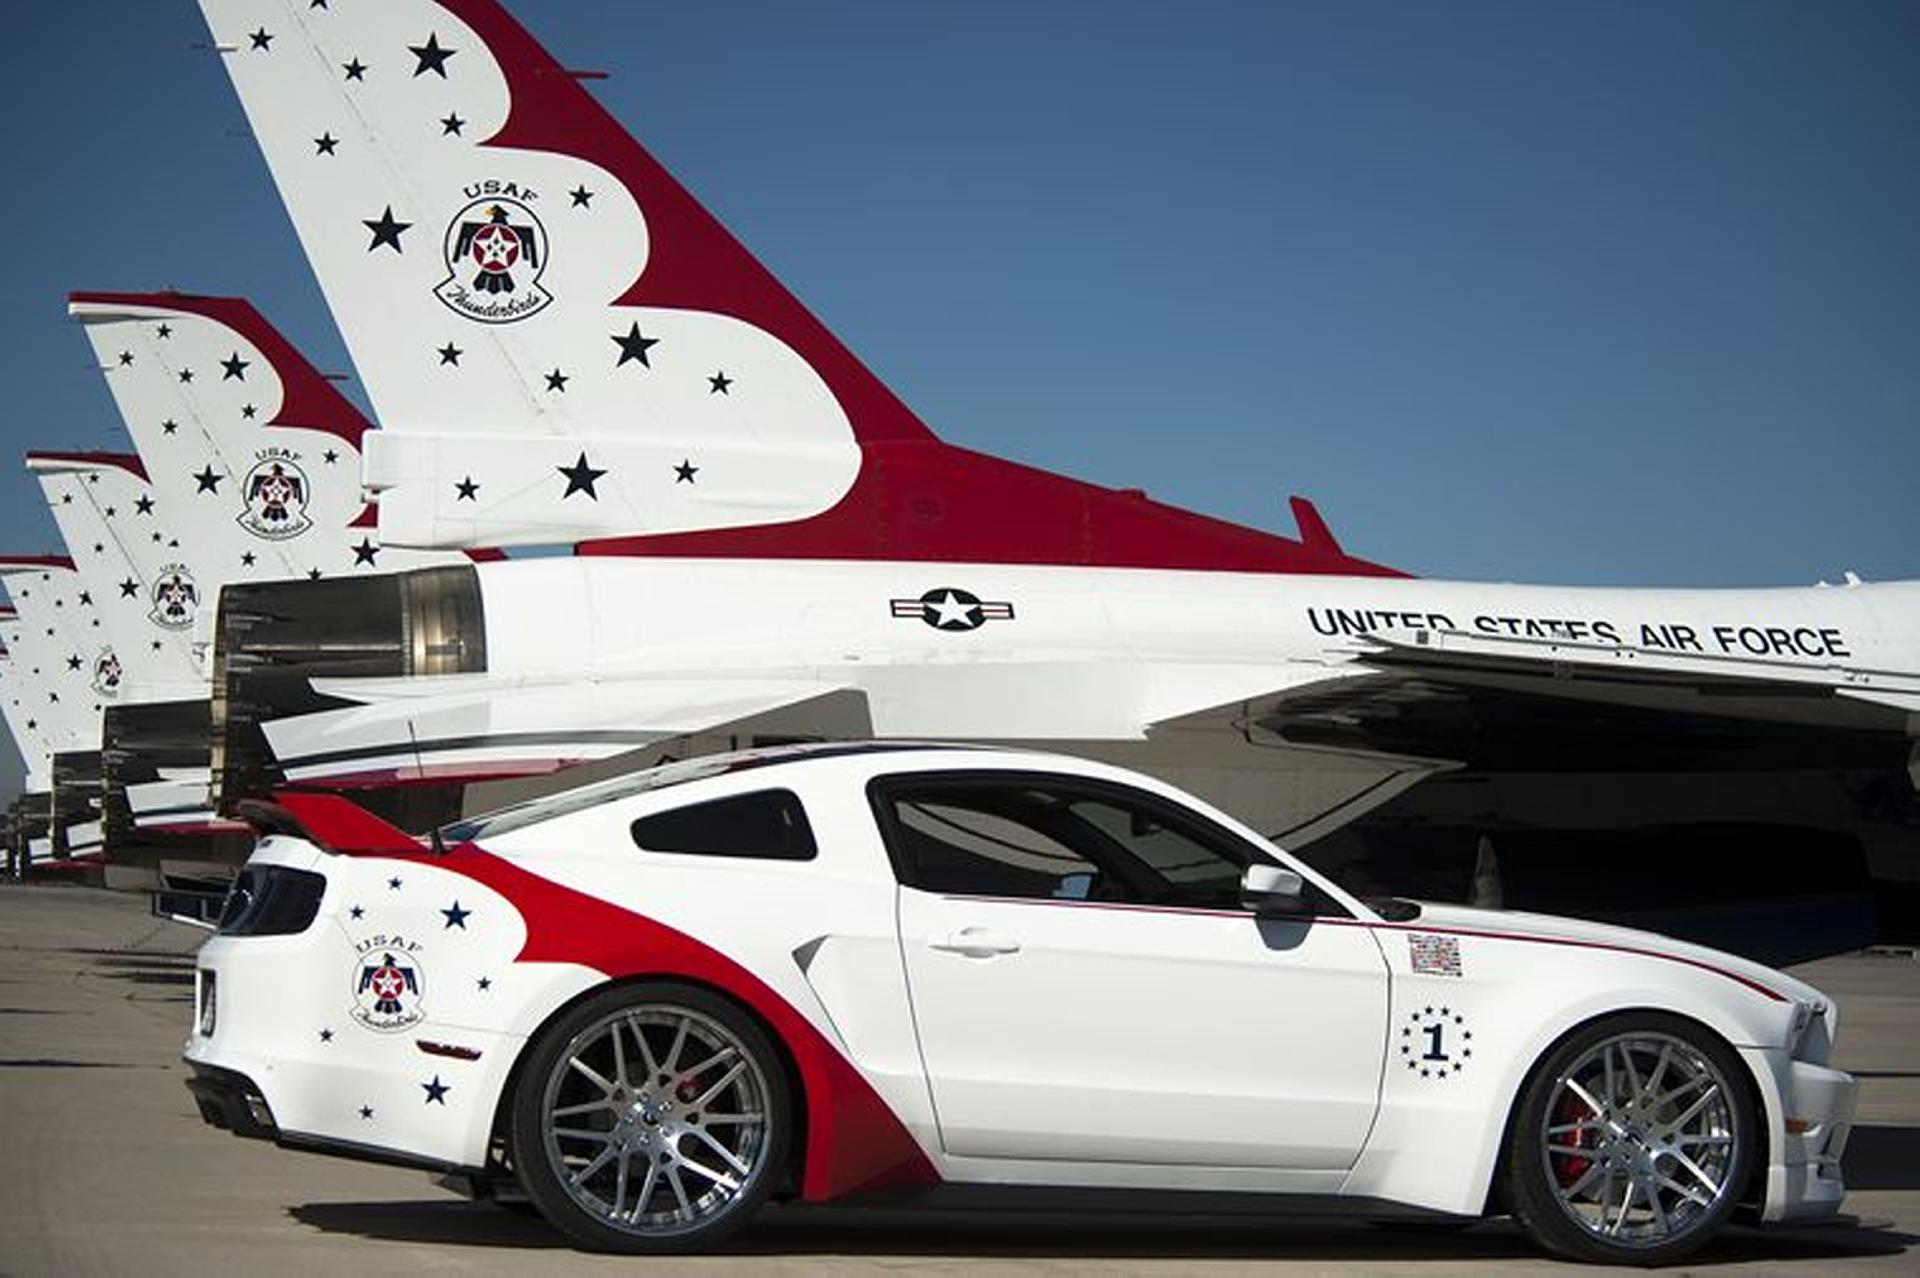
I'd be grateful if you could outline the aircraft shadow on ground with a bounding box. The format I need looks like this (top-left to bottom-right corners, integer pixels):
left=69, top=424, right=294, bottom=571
left=287, top=1200, right=1915, bottom=1263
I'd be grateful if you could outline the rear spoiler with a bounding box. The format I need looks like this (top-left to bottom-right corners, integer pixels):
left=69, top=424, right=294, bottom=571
left=234, top=792, right=429, bottom=856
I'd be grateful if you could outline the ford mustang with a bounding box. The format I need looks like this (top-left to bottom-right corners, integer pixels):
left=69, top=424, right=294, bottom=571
left=184, top=743, right=1854, bottom=1263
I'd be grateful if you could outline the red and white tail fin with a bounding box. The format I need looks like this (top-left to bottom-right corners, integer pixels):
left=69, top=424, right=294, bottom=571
left=26, top=454, right=204, bottom=703
left=69, top=291, right=477, bottom=580
left=0, top=560, right=107, bottom=783
left=198, top=0, right=885, bottom=547
left=198, top=0, right=1398, bottom=576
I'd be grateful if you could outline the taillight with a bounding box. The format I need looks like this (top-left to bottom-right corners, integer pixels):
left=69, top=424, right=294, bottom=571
left=216, top=865, right=326, bottom=936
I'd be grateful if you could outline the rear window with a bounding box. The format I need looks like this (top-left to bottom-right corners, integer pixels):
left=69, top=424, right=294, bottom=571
left=630, top=789, right=817, bottom=861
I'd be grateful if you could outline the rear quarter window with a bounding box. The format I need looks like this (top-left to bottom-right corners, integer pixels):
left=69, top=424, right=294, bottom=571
left=629, top=789, right=817, bottom=861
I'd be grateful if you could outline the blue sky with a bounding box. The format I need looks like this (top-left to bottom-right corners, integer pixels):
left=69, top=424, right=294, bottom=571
left=3, top=0, right=1915, bottom=588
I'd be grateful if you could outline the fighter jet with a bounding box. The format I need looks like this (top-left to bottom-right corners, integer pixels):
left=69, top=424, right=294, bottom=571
left=185, top=0, right=1917, bottom=956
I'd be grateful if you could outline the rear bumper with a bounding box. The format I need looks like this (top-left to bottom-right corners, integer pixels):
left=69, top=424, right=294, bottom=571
left=183, top=1060, right=481, bottom=1176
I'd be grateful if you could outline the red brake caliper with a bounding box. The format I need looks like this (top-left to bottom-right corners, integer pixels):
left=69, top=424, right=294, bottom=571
left=1552, top=1090, right=1594, bottom=1187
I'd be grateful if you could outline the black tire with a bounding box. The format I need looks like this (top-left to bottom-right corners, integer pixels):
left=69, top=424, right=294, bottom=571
left=1504, top=1011, right=1756, bottom=1266
left=509, top=980, right=792, bottom=1253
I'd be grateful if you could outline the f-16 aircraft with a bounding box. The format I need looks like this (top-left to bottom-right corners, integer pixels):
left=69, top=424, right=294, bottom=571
left=179, top=0, right=1916, bottom=959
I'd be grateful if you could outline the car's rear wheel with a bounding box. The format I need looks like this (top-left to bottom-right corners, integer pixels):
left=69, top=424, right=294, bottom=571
left=510, top=981, right=791, bottom=1253
left=1506, top=1012, right=1755, bottom=1265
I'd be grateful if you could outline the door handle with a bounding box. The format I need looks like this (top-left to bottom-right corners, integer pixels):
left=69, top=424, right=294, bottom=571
left=929, top=927, right=1022, bottom=958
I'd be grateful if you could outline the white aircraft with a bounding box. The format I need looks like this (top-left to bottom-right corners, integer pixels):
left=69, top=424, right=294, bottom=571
left=184, top=1, right=1917, bottom=950
left=62, top=291, right=481, bottom=843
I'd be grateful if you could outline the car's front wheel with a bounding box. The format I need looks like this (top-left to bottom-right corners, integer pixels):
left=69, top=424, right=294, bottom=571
left=510, top=981, right=791, bottom=1253
left=1505, top=1012, right=1756, bottom=1265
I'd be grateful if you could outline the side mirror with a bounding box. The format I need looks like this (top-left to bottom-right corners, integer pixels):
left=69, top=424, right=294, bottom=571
left=1241, top=863, right=1308, bottom=916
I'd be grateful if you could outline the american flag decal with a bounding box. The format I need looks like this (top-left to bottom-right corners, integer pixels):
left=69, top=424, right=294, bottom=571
left=1408, top=932, right=1463, bottom=977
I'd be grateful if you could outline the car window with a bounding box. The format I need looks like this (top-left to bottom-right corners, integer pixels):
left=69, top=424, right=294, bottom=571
left=629, top=789, right=817, bottom=861
left=872, top=775, right=1260, bottom=909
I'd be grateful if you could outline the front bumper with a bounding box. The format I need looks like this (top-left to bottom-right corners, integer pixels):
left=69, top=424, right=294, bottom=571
left=1760, top=1058, right=1856, bottom=1223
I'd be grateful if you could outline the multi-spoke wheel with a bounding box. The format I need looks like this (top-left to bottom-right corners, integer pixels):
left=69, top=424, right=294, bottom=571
left=510, top=981, right=791, bottom=1253
left=1506, top=1013, right=1755, bottom=1265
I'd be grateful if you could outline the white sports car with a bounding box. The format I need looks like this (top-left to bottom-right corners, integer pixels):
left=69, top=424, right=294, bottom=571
left=185, top=744, right=1854, bottom=1263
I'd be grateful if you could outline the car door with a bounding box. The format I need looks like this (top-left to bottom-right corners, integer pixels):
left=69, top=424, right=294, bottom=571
left=877, top=771, right=1390, bottom=1172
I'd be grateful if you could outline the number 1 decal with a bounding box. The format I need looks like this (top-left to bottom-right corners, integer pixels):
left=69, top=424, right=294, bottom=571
left=1401, top=1006, right=1474, bottom=1080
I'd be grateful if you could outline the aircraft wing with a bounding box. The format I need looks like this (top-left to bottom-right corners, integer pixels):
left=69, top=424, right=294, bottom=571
left=261, top=675, right=868, bottom=786
left=1241, top=630, right=1920, bottom=773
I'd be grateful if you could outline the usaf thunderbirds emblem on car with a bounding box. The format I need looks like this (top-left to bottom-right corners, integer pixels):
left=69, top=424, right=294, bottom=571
left=90, top=647, right=123, bottom=697
left=351, top=937, right=426, bottom=1033
left=148, top=564, right=199, bottom=630
left=890, top=587, right=1016, bottom=632
left=436, top=186, right=552, bottom=324
left=237, top=448, right=313, bottom=540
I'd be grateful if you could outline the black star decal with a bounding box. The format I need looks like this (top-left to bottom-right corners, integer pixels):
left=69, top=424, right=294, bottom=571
left=193, top=466, right=223, bottom=494
left=66, top=655, right=81, bottom=671
left=151, top=531, right=163, bottom=543
left=544, top=367, right=569, bottom=392
left=92, top=543, right=103, bottom=554
left=612, top=322, right=658, bottom=367
left=118, top=578, right=138, bottom=598
left=249, top=27, right=273, bottom=50
left=557, top=452, right=606, bottom=500
left=25, top=720, right=34, bottom=731
left=319, top=1028, right=333, bottom=1043
left=156, top=324, right=172, bottom=339
left=349, top=905, right=364, bottom=919
left=118, top=351, right=134, bottom=366
left=323, top=449, right=339, bottom=465
left=343, top=57, right=367, bottom=81
left=353, top=538, right=379, bottom=566
left=455, top=476, right=479, bottom=501
left=77, top=592, right=91, bottom=606
left=240, top=552, right=256, bottom=567
left=422, top=1075, right=450, bottom=1104
left=312, top=1, right=329, bottom=9
left=570, top=185, right=593, bottom=208
left=104, top=507, right=115, bottom=517
left=161, top=420, right=178, bottom=435
left=410, top=33, right=455, bottom=77
left=364, top=205, right=411, bottom=252
left=437, top=342, right=462, bottom=366
left=178, top=368, right=194, bottom=383
left=709, top=371, right=732, bottom=394
left=87, top=473, right=98, bottom=484
left=441, top=900, right=471, bottom=929
left=48, top=692, right=60, bottom=703
left=221, top=352, right=250, bottom=380
left=388, top=876, right=403, bottom=890
left=150, top=640, right=162, bottom=652
left=359, top=1105, right=374, bottom=1120
left=674, top=460, right=698, bottom=484
left=314, top=132, right=339, bottom=156
left=241, top=403, right=258, bottom=420
left=476, top=976, right=492, bottom=991
left=440, top=112, right=464, bottom=136
left=308, top=567, right=323, bottom=580
left=60, top=493, right=72, bottom=505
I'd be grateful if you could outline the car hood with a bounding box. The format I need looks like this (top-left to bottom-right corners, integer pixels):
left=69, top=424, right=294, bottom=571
left=1398, top=901, right=1829, bottom=1010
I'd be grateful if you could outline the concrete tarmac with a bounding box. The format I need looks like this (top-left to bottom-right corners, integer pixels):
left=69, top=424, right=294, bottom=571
left=2, top=881, right=1916, bottom=1276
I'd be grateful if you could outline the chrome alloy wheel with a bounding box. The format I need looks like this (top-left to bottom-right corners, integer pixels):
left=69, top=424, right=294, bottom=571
left=537, top=1003, right=773, bottom=1238
left=1539, top=1030, right=1739, bottom=1248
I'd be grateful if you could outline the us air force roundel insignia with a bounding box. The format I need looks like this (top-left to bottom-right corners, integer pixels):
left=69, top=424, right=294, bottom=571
left=436, top=184, right=552, bottom=324
left=90, top=647, right=123, bottom=698
left=237, top=448, right=314, bottom=541
left=148, top=564, right=199, bottom=630
left=1400, top=1005, right=1473, bottom=1080
left=890, top=588, right=1016, bottom=632
left=351, top=935, right=426, bottom=1033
